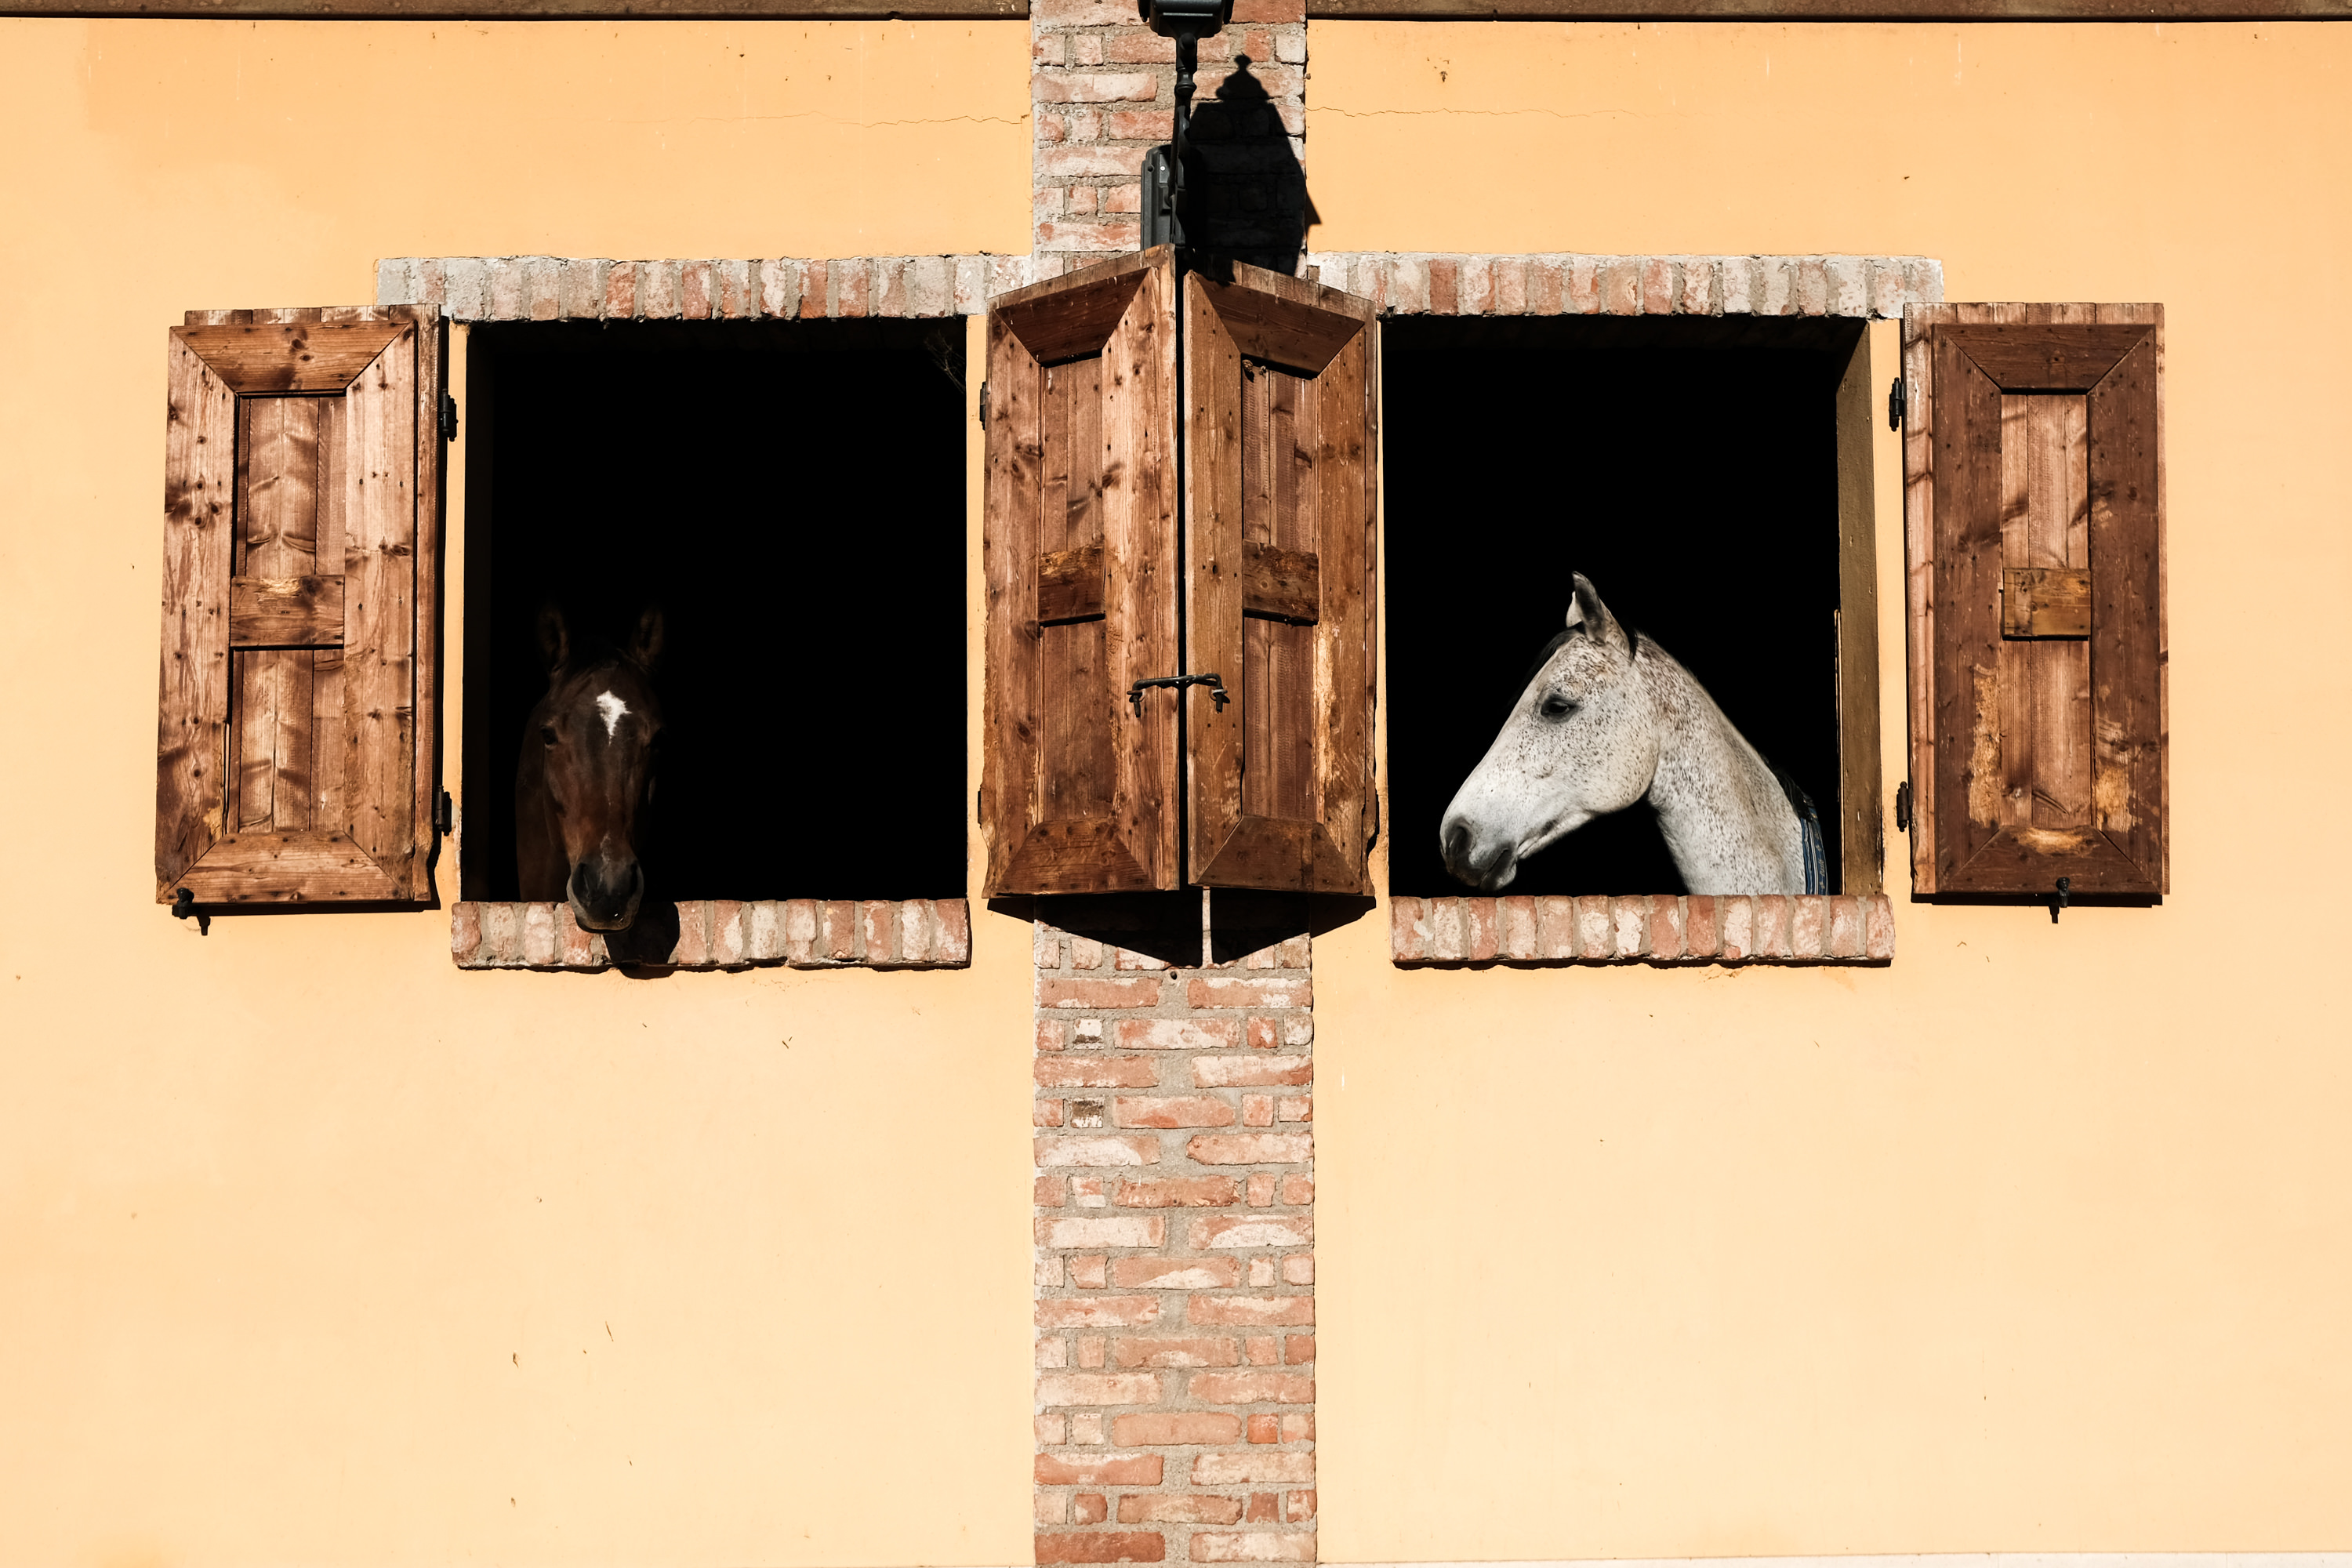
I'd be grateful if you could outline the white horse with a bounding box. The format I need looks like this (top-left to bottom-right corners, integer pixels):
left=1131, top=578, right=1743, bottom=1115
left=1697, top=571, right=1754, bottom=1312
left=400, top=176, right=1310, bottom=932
left=1439, top=574, right=1820, bottom=895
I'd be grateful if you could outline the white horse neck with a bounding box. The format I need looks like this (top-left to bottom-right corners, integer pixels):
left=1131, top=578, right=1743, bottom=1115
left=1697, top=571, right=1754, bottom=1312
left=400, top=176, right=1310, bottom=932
left=1634, top=641, right=1806, bottom=895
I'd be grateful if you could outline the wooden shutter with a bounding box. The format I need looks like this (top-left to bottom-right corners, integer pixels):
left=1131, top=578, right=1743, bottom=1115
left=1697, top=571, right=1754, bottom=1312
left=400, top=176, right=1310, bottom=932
left=1903, top=303, right=2164, bottom=897
left=156, top=306, right=444, bottom=906
left=1184, top=263, right=1378, bottom=894
left=982, top=250, right=1182, bottom=895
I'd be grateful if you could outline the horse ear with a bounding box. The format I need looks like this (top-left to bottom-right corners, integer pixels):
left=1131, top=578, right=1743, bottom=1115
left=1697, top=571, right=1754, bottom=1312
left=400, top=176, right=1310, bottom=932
left=1566, top=573, right=1632, bottom=659
left=536, top=604, right=571, bottom=675
left=630, top=605, right=666, bottom=672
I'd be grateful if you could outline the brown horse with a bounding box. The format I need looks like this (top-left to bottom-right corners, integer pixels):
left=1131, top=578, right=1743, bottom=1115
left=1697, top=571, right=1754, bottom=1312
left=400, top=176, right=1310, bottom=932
left=516, top=605, right=666, bottom=931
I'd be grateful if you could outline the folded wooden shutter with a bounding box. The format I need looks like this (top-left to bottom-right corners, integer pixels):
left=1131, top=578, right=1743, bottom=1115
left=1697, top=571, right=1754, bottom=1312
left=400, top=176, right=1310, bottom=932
left=156, top=306, right=444, bottom=906
left=1903, top=303, right=2165, bottom=897
left=1184, top=263, right=1378, bottom=895
left=982, top=250, right=1182, bottom=895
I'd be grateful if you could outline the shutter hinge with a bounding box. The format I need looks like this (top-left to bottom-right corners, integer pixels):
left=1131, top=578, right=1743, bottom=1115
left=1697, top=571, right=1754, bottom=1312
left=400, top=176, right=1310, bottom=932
left=440, top=392, right=459, bottom=442
left=1366, top=789, right=1381, bottom=853
left=1893, top=780, right=1911, bottom=833
left=978, top=380, right=990, bottom=430
left=434, top=789, right=455, bottom=836
left=1887, top=376, right=1907, bottom=431
left=169, top=887, right=209, bottom=935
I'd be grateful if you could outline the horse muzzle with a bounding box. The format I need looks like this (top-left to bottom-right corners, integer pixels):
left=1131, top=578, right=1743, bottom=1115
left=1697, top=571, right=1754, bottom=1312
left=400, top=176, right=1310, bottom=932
left=1440, top=815, right=1521, bottom=893
left=568, top=855, right=645, bottom=931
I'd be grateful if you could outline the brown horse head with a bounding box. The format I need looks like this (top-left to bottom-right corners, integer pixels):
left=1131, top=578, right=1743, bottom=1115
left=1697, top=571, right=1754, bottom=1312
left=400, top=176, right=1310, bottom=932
left=514, top=604, right=666, bottom=931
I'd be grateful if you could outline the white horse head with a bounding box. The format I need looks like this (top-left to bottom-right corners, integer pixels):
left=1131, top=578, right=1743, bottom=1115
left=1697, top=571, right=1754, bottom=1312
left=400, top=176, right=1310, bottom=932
left=1439, top=574, right=1812, bottom=895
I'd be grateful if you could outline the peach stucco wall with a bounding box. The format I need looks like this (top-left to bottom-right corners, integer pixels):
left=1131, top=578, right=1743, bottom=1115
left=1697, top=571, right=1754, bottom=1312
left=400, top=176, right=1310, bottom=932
left=0, top=20, right=1033, bottom=1568
left=2, top=12, right=2350, bottom=1567
left=1306, top=20, right=2352, bottom=1563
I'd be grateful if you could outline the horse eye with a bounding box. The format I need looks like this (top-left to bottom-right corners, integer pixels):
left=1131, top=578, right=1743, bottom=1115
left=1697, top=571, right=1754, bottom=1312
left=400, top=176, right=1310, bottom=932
left=1539, top=693, right=1578, bottom=720
left=539, top=724, right=558, bottom=746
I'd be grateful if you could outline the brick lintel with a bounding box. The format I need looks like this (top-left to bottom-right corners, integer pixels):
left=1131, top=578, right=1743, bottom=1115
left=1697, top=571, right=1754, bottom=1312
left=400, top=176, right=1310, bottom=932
left=376, top=255, right=1032, bottom=323
left=381, top=252, right=1942, bottom=322
left=451, top=898, right=971, bottom=971
left=1392, top=893, right=1896, bottom=966
left=1305, top=252, right=1942, bottom=318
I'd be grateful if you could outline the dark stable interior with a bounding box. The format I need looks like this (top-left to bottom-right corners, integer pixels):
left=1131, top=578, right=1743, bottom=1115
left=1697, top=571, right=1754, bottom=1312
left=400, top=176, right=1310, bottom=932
left=1383, top=315, right=1857, bottom=898
left=459, top=319, right=967, bottom=902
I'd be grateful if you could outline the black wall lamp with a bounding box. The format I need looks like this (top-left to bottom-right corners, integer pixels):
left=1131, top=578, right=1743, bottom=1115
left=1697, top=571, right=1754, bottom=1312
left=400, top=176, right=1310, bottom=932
left=1138, top=0, right=1235, bottom=249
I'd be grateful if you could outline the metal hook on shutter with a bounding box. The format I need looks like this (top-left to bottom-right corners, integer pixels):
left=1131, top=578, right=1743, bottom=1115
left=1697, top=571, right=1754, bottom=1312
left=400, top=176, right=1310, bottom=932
left=171, top=887, right=210, bottom=936
left=1127, top=672, right=1229, bottom=716
left=2049, top=876, right=2071, bottom=924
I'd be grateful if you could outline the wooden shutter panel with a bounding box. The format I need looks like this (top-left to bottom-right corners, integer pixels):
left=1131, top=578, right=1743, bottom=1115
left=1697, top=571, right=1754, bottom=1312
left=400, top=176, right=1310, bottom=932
left=156, top=306, right=444, bottom=906
left=982, top=250, right=1182, bottom=895
left=1184, top=263, right=1377, bottom=895
left=1903, top=303, right=2165, bottom=897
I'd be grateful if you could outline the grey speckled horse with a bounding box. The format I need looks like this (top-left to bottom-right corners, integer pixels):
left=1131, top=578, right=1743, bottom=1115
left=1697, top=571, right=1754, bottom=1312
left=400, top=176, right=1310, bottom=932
left=1439, top=574, right=1818, bottom=895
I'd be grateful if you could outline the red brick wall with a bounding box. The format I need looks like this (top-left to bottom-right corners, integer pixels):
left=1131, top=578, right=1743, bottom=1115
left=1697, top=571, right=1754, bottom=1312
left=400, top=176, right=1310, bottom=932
left=1031, top=0, right=1310, bottom=278
left=1033, top=918, right=1317, bottom=1566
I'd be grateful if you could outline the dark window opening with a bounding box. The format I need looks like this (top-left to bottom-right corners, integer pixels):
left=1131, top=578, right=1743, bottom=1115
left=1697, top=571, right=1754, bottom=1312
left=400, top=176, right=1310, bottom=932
left=459, top=318, right=967, bottom=903
left=1384, top=315, right=1861, bottom=898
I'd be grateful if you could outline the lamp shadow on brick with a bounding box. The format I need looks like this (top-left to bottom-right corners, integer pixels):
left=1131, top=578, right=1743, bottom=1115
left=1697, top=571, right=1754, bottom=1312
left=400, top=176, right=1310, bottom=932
left=1189, top=55, right=1314, bottom=276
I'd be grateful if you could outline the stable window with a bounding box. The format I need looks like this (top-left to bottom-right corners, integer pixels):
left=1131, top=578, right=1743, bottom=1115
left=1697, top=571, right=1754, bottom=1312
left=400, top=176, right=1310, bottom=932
left=1384, top=314, right=1883, bottom=902
left=458, top=317, right=967, bottom=909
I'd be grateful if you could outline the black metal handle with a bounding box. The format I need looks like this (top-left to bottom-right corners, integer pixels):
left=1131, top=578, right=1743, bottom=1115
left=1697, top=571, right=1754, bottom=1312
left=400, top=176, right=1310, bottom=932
left=2049, top=876, right=2071, bottom=924
left=1128, top=673, right=1229, bottom=716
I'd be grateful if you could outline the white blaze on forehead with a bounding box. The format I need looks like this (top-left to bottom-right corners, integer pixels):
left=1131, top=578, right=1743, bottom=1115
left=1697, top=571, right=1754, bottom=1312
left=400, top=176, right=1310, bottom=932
left=595, top=690, right=630, bottom=739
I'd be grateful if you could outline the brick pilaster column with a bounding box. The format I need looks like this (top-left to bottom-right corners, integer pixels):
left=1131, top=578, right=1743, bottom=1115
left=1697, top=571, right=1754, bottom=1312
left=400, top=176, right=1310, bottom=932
left=1032, top=0, right=1309, bottom=279
left=1033, top=916, right=1316, bottom=1566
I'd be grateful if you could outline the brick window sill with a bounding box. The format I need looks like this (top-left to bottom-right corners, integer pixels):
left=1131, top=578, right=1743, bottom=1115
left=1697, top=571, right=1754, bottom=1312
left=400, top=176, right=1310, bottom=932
left=1391, top=894, right=1894, bottom=967
left=452, top=898, right=971, bottom=972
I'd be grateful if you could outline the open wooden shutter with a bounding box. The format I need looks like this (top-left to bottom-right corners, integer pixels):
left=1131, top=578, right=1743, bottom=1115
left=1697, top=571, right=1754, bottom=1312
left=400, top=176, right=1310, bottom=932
left=1903, top=303, right=2164, bottom=897
left=982, top=250, right=1182, bottom=895
left=1184, top=263, right=1377, bottom=894
left=156, top=306, right=444, bottom=906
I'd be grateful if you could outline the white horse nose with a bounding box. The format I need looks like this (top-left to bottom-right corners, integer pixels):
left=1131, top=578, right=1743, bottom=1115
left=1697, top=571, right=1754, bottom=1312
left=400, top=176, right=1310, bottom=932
left=1442, top=816, right=1473, bottom=873
left=1440, top=811, right=1506, bottom=887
